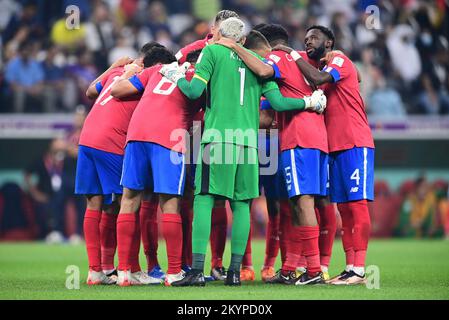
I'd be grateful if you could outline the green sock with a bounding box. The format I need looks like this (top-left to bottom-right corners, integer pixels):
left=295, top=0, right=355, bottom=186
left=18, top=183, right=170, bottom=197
left=191, top=194, right=215, bottom=271
left=192, top=253, right=206, bottom=272
left=229, top=254, right=244, bottom=272
left=230, top=200, right=251, bottom=256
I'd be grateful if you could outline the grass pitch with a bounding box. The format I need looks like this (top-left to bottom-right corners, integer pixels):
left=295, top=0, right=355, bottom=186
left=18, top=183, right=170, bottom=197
left=0, top=239, right=448, bottom=300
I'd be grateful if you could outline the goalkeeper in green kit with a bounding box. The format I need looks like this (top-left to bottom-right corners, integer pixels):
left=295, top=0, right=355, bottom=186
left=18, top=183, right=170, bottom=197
left=160, top=17, right=327, bottom=286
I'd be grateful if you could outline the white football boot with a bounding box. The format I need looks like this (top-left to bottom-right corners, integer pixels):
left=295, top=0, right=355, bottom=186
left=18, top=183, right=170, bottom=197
left=130, top=271, right=162, bottom=285
left=164, top=271, right=185, bottom=286
left=87, top=270, right=117, bottom=285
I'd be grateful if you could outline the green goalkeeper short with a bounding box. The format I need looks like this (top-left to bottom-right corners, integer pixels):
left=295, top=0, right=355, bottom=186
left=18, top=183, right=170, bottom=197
left=194, top=143, right=259, bottom=201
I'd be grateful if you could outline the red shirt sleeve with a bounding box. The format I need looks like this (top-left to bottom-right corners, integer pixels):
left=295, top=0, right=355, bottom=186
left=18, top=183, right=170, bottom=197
left=323, top=54, right=350, bottom=83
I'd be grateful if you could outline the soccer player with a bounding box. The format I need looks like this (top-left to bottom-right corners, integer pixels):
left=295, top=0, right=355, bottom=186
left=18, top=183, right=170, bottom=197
left=176, top=9, right=240, bottom=282
left=219, top=24, right=330, bottom=285
left=76, top=51, right=147, bottom=285
left=160, top=17, right=326, bottom=286
left=110, top=48, right=202, bottom=286
left=79, top=43, right=174, bottom=286
left=235, top=30, right=290, bottom=282
left=274, top=25, right=374, bottom=285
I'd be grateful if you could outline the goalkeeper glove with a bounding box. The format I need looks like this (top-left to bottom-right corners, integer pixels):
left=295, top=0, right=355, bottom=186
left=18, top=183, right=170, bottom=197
left=159, top=62, right=191, bottom=83
left=303, top=89, right=327, bottom=114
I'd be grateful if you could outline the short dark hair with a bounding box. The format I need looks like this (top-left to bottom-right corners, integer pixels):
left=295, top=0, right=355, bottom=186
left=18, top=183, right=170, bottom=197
left=140, top=41, right=164, bottom=55
left=306, top=25, right=335, bottom=49
left=243, top=30, right=270, bottom=51
left=257, top=24, right=289, bottom=46
left=186, top=49, right=202, bottom=64
left=143, top=47, right=176, bottom=67
left=214, top=10, right=239, bottom=24
left=253, top=23, right=268, bottom=31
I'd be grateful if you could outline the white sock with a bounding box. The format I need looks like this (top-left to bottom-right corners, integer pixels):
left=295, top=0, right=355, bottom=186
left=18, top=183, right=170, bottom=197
left=103, top=269, right=115, bottom=275
left=296, top=267, right=307, bottom=274
left=353, top=266, right=365, bottom=277
left=345, top=264, right=354, bottom=272
left=321, top=265, right=328, bottom=273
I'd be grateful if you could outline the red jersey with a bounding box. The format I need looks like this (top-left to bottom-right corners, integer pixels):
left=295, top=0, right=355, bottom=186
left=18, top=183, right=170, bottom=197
left=79, top=67, right=140, bottom=155
left=126, top=64, right=201, bottom=153
left=321, top=53, right=374, bottom=152
left=175, top=34, right=212, bottom=64
left=266, top=50, right=328, bottom=153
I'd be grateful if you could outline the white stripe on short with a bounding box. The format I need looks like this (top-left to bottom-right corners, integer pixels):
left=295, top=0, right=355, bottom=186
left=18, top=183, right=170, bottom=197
left=177, top=154, right=185, bottom=195
left=290, top=149, right=300, bottom=195
left=363, top=147, right=367, bottom=199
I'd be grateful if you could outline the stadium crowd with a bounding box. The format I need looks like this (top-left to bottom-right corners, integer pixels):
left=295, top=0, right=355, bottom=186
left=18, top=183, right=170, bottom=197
left=0, top=0, right=448, bottom=115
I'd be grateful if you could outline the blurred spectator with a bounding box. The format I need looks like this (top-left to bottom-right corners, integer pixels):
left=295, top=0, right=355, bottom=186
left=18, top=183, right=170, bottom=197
left=52, top=106, right=86, bottom=244
left=24, top=138, right=65, bottom=241
left=108, top=33, right=138, bottom=66
left=386, top=24, right=422, bottom=85
left=367, top=66, right=407, bottom=117
left=63, top=50, right=97, bottom=111
left=41, top=45, right=65, bottom=112
left=417, top=37, right=449, bottom=114
left=400, top=176, right=440, bottom=238
left=84, top=1, right=116, bottom=71
left=2, top=1, right=43, bottom=43
left=4, top=41, right=44, bottom=112
left=146, top=1, right=171, bottom=41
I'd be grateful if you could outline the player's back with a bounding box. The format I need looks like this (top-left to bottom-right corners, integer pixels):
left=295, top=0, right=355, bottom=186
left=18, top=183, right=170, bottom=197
left=79, top=67, right=140, bottom=155
left=322, top=53, right=374, bottom=152
left=199, top=44, right=265, bottom=148
left=127, top=64, right=201, bottom=153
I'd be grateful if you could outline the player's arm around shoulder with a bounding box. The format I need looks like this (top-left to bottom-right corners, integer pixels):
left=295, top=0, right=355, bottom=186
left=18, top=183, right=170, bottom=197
left=86, top=56, right=134, bottom=99
left=216, top=37, right=274, bottom=79
left=272, top=45, right=333, bottom=86
left=110, top=64, right=144, bottom=98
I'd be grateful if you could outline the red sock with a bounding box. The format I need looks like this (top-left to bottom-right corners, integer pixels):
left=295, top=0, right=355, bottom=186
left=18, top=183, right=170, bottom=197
left=139, top=199, right=159, bottom=271
left=99, top=212, right=118, bottom=271
left=297, top=255, right=307, bottom=269
left=242, top=226, right=252, bottom=267
left=210, top=207, right=227, bottom=268
left=318, top=204, right=337, bottom=267
left=180, top=198, right=193, bottom=267
left=117, top=213, right=138, bottom=271
left=279, top=199, right=291, bottom=265
left=338, top=203, right=355, bottom=266
left=282, top=225, right=303, bottom=272
left=162, top=213, right=183, bottom=275
left=299, top=225, right=320, bottom=275
left=264, top=214, right=280, bottom=267
left=84, top=209, right=102, bottom=272
left=129, top=214, right=141, bottom=273
left=349, top=200, right=371, bottom=267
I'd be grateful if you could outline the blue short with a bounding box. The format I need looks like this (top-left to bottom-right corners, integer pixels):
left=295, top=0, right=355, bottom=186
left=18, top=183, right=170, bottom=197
left=260, top=169, right=288, bottom=199
left=75, top=145, right=123, bottom=204
left=259, top=133, right=287, bottom=199
left=329, top=147, right=374, bottom=203
left=280, top=147, right=329, bottom=198
left=121, top=141, right=186, bottom=195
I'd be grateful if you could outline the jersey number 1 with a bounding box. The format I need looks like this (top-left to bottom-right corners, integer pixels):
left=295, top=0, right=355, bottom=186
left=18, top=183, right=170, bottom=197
left=238, top=67, right=245, bottom=106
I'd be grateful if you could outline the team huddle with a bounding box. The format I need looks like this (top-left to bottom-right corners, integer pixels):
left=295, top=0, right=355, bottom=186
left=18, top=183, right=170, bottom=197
left=75, top=10, right=374, bottom=287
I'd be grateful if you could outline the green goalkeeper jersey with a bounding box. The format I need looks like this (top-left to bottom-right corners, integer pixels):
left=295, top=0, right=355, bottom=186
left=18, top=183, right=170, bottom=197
left=193, top=44, right=278, bottom=148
